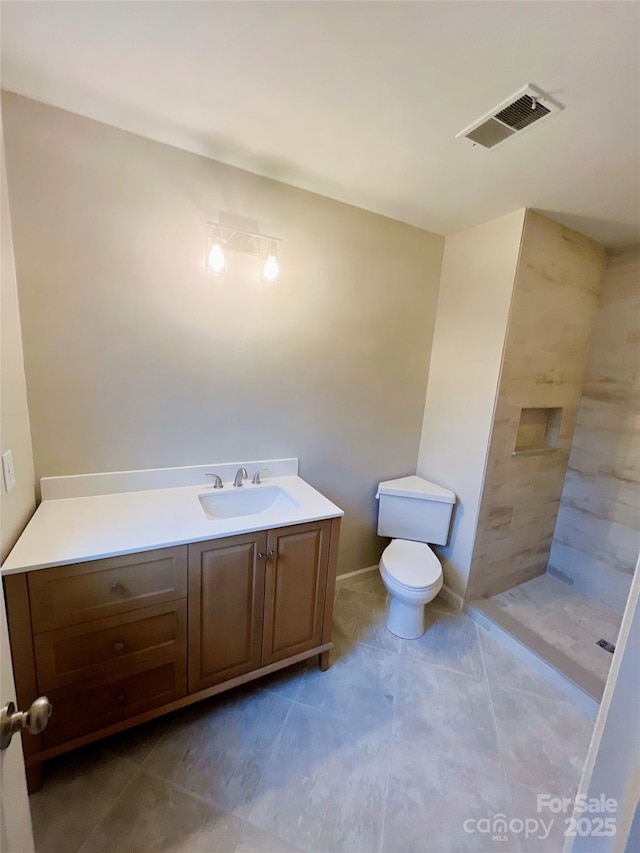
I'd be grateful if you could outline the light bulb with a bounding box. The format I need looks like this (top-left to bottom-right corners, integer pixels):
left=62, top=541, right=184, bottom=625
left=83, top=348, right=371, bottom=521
left=207, top=241, right=227, bottom=275
left=262, top=248, right=280, bottom=283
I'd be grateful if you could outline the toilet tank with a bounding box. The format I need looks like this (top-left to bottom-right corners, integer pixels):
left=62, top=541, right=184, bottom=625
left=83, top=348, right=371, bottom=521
left=376, top=475, right=455, bottom=545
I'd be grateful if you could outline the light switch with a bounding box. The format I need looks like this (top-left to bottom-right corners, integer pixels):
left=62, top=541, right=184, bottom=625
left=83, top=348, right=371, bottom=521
left=2, top=450, right=16, bottom=492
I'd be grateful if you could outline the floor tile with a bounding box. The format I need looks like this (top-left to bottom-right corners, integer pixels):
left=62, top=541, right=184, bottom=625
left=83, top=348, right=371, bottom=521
left=234, top=821, right=304, bottom=852
left=509, top=782, right=574, bottom=852
left=143, top=685, right=292, bottom=818
left=490, top=685, right=592, bottom=797
left=393, top=656, right=504, bottom=782
left=478, top=630, right=570, bottom=703
left=296, top=639, right=396, bottom=732
left=337, top=571, right=387, bottom=597
left=248, top=702, right=389, bottom=853
left=29, top=745, right=137, bottom=853
left=430, top=593, right=461, bottom=615
left=333, top=587, right=401, bottom=654
left=256, top=659, right=310, bottom=700
left=79, top=770, right=242, bottom=853
left=382, top=740, right=518, bottom=853
left=102, top=714, right=171, bottom=766
left=401, top=607, right=484, bottom=680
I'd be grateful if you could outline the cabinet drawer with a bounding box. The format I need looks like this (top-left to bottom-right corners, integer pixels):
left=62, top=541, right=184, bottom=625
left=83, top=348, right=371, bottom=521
left=33, top=601, right=187, bottom=691
left=28, top=546, right=188, bottom=632
left=42, top=660, right=186, bottom=749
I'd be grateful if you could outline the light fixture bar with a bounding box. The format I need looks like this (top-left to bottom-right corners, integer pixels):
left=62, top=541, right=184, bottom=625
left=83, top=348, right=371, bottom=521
left=205, top=222, right=283, bottom=281
left=205, top=222, right=282, bottom=259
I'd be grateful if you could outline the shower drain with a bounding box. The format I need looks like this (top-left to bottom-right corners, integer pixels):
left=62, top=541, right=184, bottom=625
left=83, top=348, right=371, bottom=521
left=596, top=639, right=615, bottom=654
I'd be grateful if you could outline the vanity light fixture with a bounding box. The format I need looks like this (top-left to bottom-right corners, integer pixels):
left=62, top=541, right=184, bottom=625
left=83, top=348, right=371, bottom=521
left=206, top=222, right=282, bottom=282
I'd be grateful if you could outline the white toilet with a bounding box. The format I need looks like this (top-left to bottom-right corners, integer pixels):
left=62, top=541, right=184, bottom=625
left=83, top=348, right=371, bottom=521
left=376, top=475, right=456, bottom=639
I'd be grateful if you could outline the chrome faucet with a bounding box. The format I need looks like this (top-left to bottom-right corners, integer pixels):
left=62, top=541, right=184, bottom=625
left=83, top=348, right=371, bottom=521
left=205, top=473, right=223, bottom=489
left=233, top=467, right=248, bottom=488
left=252, top=468, right=269, bottom=485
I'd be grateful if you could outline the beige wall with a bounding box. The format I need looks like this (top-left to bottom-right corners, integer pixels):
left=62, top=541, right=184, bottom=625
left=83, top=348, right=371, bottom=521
left=417, top=209, right=526, bottom=597
left=2, top=94, right=444, bottom=573
left=467, top=212, right=606, bottom=599
left=0, top=120, right=36, bottom=562
left=549, top=246, right=640, bottom=615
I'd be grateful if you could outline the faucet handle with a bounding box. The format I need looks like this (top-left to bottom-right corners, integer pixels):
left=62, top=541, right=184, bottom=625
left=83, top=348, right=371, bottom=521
left=252, top=468, right=269, bottom=485
left=205, top=473, right=224, bottom=489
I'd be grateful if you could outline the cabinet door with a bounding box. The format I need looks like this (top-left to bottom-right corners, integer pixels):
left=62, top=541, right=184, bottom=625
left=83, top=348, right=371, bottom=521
left=262, top=520, right=330, bottom=666
left=188, top=532, right=267, bottom=692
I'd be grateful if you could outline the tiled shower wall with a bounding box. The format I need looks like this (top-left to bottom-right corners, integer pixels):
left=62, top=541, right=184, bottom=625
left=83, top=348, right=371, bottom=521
left=548, top=246, right=640, bottom=615
left=466, top=212, right=606, bottom=599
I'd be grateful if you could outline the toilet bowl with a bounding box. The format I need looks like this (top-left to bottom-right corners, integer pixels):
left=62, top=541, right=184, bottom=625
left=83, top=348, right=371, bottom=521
left=379, top=539, right=443, bottom=638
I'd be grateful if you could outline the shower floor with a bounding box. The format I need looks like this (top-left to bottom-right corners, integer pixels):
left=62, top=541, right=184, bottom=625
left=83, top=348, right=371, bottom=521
left=489, top=574, right=622, bottom=686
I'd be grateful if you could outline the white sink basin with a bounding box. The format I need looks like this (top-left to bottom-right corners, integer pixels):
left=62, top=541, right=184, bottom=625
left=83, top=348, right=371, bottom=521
left=198, top=485, right=300, bottom=520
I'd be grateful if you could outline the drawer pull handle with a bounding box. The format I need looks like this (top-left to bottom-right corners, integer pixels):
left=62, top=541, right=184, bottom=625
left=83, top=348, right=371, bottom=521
left=113, top=640, right=125, bottom=653
left=115, top=694, right=125, bottom=703
left=111, top=581, right=122, bottom=593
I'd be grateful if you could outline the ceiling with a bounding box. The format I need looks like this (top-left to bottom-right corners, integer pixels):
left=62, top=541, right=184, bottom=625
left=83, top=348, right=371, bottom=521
left=1, top=1, right=639, bottom=246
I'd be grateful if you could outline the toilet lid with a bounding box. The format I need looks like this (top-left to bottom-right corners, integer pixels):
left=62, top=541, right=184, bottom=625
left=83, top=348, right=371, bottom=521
left=382, top=540, right=442, bottom=589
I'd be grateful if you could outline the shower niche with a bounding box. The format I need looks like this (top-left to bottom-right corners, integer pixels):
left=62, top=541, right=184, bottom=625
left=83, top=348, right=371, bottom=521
left=513, top=407, right=563, bottom=454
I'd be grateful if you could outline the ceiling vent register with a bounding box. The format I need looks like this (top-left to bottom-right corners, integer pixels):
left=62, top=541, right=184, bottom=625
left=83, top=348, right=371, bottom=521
left=457, top=84, right=563, bottom=149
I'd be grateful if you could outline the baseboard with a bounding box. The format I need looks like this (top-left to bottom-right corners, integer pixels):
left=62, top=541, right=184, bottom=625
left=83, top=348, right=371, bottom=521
left=335, top=568, right=464, bottom=612
left=466, top=598, right=601, bottom=718
left=336, top=564, right=378, bottom=583
left=438, top=583, right=464, bottom=612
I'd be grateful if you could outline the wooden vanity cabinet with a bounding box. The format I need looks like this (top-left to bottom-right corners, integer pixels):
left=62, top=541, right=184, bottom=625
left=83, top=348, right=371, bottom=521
left=3, top=516, right=340, bottom=792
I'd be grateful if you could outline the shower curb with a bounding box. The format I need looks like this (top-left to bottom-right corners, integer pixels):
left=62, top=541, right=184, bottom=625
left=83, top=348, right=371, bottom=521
left=466, top=597, right=602, bottom=718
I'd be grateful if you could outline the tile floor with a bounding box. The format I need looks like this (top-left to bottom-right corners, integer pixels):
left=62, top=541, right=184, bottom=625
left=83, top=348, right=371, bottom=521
left=491, top=573, right=623, bottom=683
left=29, top=574, right=594, bottom=853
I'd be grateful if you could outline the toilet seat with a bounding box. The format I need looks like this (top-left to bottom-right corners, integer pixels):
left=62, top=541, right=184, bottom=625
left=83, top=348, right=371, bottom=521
left=380, top=539, right=442, bottom=590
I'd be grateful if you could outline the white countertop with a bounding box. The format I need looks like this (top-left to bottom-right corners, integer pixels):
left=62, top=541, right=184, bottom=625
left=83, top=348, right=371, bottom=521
left=2, top=470, right=343, bottom=575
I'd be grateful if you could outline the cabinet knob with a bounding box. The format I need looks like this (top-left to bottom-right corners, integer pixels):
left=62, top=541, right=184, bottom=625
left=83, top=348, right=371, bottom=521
left=115, top=694, right=125, bottom=704
left=267, top=549, right=275, bottom=558
left=113, top=640, right=125, bottom=653
left=111, top=581, right=122, bottom=593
